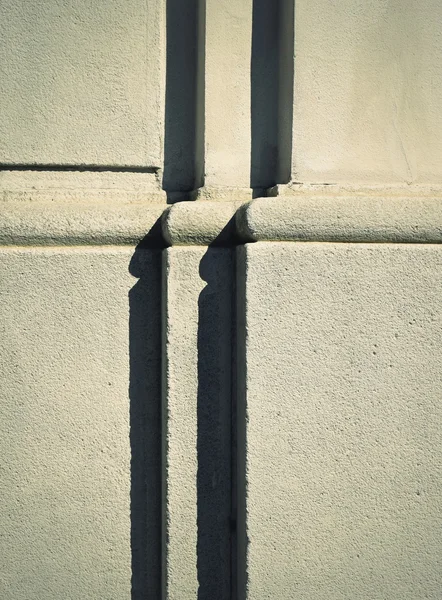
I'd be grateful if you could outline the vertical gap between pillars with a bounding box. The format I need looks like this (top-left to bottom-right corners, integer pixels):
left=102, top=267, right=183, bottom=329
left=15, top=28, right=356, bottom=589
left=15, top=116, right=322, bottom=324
left=160, top=249, right=169, bottom=600
left=277, top=0, right=295, bottom=184
left=197, top=247, right=233, bottom=600
left=195, top=0, right=206, bottom=192
left=250, top=0, right=294, bottom=192
left=230, top=246, right=238, bottom=600
left=163, top=0, right=205, bottom=199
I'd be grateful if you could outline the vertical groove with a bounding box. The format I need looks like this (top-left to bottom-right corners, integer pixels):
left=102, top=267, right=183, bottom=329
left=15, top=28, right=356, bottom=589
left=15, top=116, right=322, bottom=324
left=163, top=0, right=205, bottom=198
left=277, top=0, right=295, bottom=184
left=194, top=0, right=206, bottom=191
left=230, top=247, right=238, bottom=600
left=129, top=248, right=162, bottom=600
left=197, top=248, right=232, bottom=600
left=250, top=0, right=294, bottom=192
left=250, top=0, right=279, bottom=191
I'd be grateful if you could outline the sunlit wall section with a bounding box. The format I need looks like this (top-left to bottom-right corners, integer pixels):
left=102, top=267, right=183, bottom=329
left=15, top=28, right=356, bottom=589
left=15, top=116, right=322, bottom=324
left=0, top=0, right=165, bottom=167
left=292, top=0, right=442, bottom=184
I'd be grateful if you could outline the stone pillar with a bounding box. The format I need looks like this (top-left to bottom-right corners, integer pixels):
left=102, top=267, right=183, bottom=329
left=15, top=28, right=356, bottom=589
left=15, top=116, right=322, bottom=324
left=162, top=245, right=233, bottom=600
left=203, top=0, right=253, bottom=194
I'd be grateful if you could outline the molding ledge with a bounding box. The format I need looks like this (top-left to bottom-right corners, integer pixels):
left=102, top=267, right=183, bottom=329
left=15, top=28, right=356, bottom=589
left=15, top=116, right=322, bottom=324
left=1, top=192, right=442, bottom=247
left=237, top=195, right=442, bottom=243
left=162, top=201, right=240, bottom=246
left=0, top=201, right=164, bottom=246
left=0, top=169, right=166, bottom=246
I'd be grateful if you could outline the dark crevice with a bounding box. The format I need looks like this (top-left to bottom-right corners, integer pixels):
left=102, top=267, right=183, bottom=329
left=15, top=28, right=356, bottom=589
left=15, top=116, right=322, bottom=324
left=229, top=248, right=238, bottom=600
left=163, top=0, right=205, bottom=197
left=235, top=246, right=248, bottom=600
left=277, top=0, right=295, bottom=184
left=250, top=0, right=294, bottom=191
left=0, top=164, right=160, bottom=173
left=197, top=242, right=234, bottom=600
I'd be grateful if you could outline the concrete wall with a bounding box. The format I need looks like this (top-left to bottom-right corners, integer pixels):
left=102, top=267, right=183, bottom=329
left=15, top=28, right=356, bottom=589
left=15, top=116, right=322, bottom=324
left=237, top=241, right=441, bottom=599
left=293, top=0, right=442, bottom=184
left=1, top=2, right=441, bottom=599
left=0, top=0, right=165, bottom=167
left=0, top=248, right=162, bottom=599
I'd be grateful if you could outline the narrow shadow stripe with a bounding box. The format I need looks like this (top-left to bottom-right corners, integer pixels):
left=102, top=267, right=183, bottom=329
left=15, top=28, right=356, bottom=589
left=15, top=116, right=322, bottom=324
left=163, top=0, right=205, bottom=197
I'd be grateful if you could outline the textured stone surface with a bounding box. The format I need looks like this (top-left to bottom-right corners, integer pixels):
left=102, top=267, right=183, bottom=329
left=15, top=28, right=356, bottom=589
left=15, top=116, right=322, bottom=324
left=238, top=242, right=441, bottom=599
left=162, top=247, right=232, bottom=600
left=237, top=194, right=442, bottom=243
left=0, top=200, right=164, bottom=246
left=0, top=0, right=165, bottom=166
left=1, top=3, right=441, bottom=599
left=162, top=201, right=238, bottom=246
left=0, top=247, right=162, bottom=599
left=205, top=0, right=252, bottom=187
left=293, top=0, right=442, bottom=183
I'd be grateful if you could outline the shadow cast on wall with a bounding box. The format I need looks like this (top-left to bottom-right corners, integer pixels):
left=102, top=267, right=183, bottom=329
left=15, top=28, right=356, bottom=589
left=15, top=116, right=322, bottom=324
left=251, top=0, right=294, bottom=193
left=128, top=0, right=294, bottom=591
left=162, top=0, right=293, bottom=199
left=197, top=245, right=234, bottom=600
left=128, top=234, right=163, bottom=600
left=127, top=219, right=236, bottom=599
left=162, top=0, right=205, bottom=200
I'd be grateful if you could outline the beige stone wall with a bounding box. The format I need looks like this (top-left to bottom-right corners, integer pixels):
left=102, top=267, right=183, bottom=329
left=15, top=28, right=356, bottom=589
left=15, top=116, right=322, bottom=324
left=237, top=241, right=441, bottom=599
left=293, top=0, right=442, bottom=184
left=1, top=2, right=441, bottom=599
left=0, top=0, right=165, bottom=167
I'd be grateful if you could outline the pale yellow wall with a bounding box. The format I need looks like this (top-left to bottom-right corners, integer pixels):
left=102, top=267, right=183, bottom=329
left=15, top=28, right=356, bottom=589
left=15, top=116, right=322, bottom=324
left=0, top=2, right=441, bottom=599
left=293, top=0, right=442, bottom=184
left=0, top=0, right=165, bottom=167
left=238, top=242, right=442, bottom=599
left=0, top=248, right=162, bottom=599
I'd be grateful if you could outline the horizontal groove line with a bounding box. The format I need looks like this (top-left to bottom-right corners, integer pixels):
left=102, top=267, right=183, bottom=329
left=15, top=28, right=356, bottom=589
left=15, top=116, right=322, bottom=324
left=0, top=164, right=160, bottom=174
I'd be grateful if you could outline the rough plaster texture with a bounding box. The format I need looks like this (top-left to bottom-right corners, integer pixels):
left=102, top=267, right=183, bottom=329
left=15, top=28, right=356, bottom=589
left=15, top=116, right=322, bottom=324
left=293, top=0, right=442, bottom=184
left=162, top=201, right=239, bottom=246
left=1, top=3, right=442, bottom=597
left=237, top=242, right=441, bottom=599
left=0, top=247, right=162, bottom=599
left=237, top=195, right=442, bottom=243
left=0, top=170, right=165, bottom=201
left=162, top=247, right=232, bottom=600
left=0, top=0, right=165, bottom=166
left=205, top=0, right=252, bottom=188
left=0, top=199, right=164, bottom=246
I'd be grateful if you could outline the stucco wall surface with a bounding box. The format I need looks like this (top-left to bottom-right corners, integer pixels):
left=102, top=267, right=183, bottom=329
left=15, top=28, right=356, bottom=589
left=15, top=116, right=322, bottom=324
left=0, top=0, right=441, bottom=597
left=0, top=0, right=165, bottom=167
left=293, top=0, right=442, bottom=184
left=162, top=247, right=232, bottom=600
left=238, top=242, right=441, bottom=599
left=0, top=247, right=162, bottom=599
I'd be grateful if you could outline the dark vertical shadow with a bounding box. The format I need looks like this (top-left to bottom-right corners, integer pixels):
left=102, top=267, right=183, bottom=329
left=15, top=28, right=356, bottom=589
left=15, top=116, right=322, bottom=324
left=250, top=0, right=279, bottom=192
left=163, top=0, right=205, bottom=201
left=250, top=0, right=294, bottom=193
left=128, top=230, right=163, bottom=600
left=197, top=244, right=234, bottom=600
left=235, top=245, right=248, bottom=600
left=277, top=0, right=295, bottom=184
